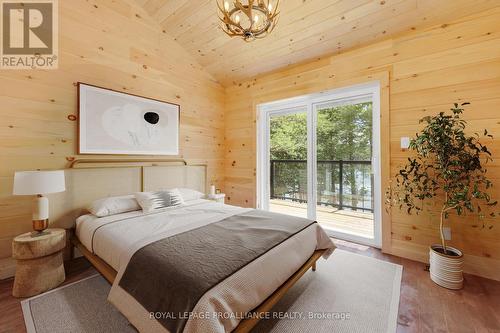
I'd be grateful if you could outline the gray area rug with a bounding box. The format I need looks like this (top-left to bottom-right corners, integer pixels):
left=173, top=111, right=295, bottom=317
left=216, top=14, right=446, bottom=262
left=22, top=249, right=402, bottom=333
left=22, top=274, right=137, bottom=333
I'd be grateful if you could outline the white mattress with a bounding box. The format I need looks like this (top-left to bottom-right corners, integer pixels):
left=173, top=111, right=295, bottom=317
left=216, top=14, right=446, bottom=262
left=76, top=199, right=247, bottom=271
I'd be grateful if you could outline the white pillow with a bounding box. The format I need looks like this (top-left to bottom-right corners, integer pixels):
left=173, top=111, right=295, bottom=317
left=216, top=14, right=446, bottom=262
left=88, top=195, right=140, bottom=217
left=135, top=189, right=185, bottom=213
left=176, top=188, right=205, bottom=201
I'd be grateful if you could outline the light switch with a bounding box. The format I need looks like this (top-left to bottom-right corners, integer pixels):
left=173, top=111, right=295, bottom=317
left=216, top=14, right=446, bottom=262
left=443, top=227, right=451, bottom=241
left=400, top=137, right=410, bottom=149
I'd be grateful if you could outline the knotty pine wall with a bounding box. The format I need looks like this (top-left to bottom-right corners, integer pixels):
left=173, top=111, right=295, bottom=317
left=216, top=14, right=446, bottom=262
left=224, top=8, right=500, bottom=281
left=0, top=0, right=225, bottom=278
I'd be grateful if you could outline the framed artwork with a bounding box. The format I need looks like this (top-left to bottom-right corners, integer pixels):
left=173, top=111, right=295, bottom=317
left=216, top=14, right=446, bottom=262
left=78, top=83, right=180, bottom=155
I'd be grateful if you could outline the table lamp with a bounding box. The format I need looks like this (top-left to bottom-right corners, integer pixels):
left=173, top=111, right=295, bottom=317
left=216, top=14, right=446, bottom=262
left=13, top=170, right=66, bottom=237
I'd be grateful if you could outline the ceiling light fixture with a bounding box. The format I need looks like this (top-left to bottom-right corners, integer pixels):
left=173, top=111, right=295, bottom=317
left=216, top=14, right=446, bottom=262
left=217, top=0, right=280, bottom=42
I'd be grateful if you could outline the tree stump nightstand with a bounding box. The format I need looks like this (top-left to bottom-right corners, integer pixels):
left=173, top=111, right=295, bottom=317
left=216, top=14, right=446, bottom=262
left=12, top=228, right=66, bottom=297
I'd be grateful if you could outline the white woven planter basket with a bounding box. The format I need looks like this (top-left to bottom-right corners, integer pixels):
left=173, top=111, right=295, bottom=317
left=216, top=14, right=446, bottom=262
left=429, top=244, right=464, bottom=290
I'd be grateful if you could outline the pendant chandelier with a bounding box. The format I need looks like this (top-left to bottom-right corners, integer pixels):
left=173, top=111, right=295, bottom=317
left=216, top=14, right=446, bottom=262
left=217, top=0, right=280, bottom=42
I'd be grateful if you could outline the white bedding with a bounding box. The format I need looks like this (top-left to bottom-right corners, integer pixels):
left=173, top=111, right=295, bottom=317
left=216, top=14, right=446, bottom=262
left=76, top=200, right=335, bottom=333
left=76, top=199, right=246, bottom=271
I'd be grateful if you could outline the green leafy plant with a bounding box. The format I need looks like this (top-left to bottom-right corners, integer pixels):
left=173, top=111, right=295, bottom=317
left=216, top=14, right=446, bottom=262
left=387, top=103, right=497, bottom=255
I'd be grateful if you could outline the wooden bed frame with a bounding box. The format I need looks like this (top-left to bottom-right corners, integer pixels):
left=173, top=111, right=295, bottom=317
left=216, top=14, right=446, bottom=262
left=71, top=236, right=326, bottom=333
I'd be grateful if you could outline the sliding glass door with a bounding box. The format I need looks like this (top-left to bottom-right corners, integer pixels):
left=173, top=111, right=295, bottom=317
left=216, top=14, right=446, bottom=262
left=267, top=108, right=308, bottom=218
left=314, top=98, right=375, bottom=240
left=257, top=82, right=381, bottom=247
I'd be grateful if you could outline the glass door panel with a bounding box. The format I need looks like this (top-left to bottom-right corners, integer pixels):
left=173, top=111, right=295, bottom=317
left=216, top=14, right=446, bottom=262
left=268, top=110, right=308, bottom=218
left=315, top=99, right=375, bottom=240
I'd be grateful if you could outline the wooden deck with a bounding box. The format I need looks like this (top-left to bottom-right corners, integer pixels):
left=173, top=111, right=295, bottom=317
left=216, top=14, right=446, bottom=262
left=269, top=199, right=374, bottom=238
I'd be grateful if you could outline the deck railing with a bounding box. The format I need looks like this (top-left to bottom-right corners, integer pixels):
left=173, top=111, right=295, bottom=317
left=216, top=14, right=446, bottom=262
left=270, top=159, right=374, bottom=212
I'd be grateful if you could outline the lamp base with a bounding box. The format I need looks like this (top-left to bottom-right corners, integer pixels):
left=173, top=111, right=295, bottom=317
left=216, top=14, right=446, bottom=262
left=30, top=230, right=51, bottom=238
left=32, top=219, right=49, bottom=237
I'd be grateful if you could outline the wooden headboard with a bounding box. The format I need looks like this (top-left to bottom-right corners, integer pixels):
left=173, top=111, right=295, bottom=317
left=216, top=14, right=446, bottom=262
left=47, top=159, right=207, bottom=229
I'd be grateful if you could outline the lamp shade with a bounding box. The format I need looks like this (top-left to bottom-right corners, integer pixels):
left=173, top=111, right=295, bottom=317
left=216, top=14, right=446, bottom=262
left=13, top=170, right=66, bottom=195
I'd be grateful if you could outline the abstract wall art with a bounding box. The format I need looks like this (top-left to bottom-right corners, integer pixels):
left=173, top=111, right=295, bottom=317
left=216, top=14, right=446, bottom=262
left=78, top=83, right=180, bottom=155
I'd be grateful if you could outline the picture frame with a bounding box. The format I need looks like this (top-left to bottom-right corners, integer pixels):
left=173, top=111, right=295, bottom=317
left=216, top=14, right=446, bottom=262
left=77, top=82, right=180, bottom=155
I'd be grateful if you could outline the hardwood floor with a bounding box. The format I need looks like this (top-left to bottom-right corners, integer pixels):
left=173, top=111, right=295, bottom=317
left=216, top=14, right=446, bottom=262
left=333, top=239, right=500, bottom=333
left=0, top=240, right=499, bottom=333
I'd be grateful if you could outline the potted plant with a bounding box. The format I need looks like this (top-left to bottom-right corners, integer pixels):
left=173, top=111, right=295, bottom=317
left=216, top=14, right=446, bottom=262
left=387, top=103, right=497, bottom=289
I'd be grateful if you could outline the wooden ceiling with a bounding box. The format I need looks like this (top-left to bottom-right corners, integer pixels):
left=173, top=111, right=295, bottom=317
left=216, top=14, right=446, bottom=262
left=135, top=0, right=499, bottom=86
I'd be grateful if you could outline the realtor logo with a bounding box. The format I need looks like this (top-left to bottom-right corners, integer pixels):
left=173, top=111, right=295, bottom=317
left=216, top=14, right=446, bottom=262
left=1, top=0, right=58, bottom=69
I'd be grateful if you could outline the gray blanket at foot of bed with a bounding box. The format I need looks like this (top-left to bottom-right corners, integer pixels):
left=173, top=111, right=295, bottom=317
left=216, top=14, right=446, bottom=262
left=118, top=209, right=316, bottom=333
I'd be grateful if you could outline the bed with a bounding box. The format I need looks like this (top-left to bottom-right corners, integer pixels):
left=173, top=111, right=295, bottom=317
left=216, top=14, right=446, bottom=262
left=52, top=159, right=335, bottom=333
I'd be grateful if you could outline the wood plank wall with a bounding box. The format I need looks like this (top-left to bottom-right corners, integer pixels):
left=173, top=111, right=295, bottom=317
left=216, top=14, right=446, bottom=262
left=0, top=0, right=225, bottom=278
left=224, top=8, right=500, bottom=281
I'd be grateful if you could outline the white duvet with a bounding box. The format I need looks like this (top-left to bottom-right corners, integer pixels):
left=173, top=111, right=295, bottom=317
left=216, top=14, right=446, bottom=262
left=76, top=200, right=335, bottom=333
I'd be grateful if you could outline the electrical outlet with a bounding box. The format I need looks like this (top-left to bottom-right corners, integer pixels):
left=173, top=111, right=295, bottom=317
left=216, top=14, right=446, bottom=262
left=443, top=227, right=452, bottom=241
